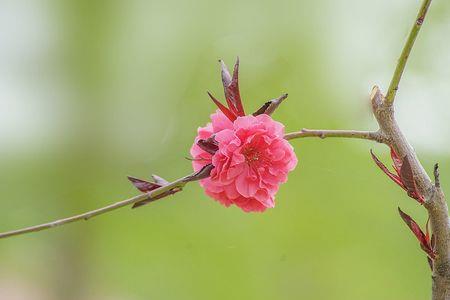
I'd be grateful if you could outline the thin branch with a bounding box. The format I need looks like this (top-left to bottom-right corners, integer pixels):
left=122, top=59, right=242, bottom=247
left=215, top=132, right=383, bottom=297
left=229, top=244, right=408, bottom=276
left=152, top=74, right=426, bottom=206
left=0, top=172, right=200, bottom=240
left=284, top=128, right=385, bottom=143
left=0, top=127, right=384, bottom=240
left=385, top=0, right=432, bottom=105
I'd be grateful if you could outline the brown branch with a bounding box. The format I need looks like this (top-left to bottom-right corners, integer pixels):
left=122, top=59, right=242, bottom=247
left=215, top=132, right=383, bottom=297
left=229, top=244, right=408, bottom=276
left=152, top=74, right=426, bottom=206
left=0, top=126, right=386, bottom=240
left=0, top=171, right=202, bottom=239
left=371, top=86, right=449, bottom=300
left=284, top=128, right=385, bottom=143
left=0, top=4, right=445, bottom=300
left=365, top=2, right=447, bottom=298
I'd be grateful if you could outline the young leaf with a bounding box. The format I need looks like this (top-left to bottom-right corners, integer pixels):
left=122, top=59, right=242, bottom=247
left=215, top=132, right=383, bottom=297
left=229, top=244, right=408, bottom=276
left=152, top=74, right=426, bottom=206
left=399, top=156, right=425, bottom=203
left=219, top=60, right=238, bottom=115
left=370, top=150, right=405, bottom=189
left=220, top=60, right=232, bottom=88
left=253, top=94, right=289, bottom=116
left=197, top=137, right=219, bottom=155
left=207, top=91, right=237, bottom=121
left=390, top=147, right=403, bottom=175
left=224, top=58, right=245, bottom=116
left=400, top=156, right=416, bottom=193
left=151, top=174, right=169, bottom=186
left=253, top=101, right=272, bottom=116
left=127, top=176, right=161, bottom=193
left=128, top=176, right=182, bottom=209
left=398, top=207, right=435, bottom=258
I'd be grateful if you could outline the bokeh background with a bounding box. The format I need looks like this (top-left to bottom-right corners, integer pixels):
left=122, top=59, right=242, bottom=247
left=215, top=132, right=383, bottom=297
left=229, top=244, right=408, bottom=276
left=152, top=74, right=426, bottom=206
left=1, top=0, right=450, bottom=299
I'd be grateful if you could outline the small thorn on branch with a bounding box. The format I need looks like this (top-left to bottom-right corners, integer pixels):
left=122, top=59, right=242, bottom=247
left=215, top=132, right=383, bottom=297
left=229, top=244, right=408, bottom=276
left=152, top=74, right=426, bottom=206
left=370, top=85, right=383, bottom=106
left=434, top=163, right=440, bottom=188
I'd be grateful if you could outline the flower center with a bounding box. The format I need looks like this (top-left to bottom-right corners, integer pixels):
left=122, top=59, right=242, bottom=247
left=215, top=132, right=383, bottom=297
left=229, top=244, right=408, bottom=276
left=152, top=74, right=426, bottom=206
left=242, top=146, right=261, bottom=164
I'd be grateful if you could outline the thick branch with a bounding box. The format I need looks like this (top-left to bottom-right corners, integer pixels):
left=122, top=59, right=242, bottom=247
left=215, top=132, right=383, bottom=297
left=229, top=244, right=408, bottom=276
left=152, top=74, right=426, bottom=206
left=371, top=86, right=450, bottom=300
left=284, top=128, right=385, bottom=143
left=385, top=0, right=432, bottom=105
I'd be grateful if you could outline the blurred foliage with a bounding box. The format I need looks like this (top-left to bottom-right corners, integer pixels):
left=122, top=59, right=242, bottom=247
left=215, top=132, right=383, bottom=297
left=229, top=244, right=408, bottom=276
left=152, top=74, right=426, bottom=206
left=0, top=0, right=450, bottom=299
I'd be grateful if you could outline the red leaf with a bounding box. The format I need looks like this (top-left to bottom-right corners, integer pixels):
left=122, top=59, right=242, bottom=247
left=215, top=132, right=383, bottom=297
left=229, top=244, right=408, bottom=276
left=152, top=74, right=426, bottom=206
left=220, top=60, right=232, bottom=87
left=400, top=156, right=415, bottom=193
left=128, top=176, right=182, bottom=209
left=399, top=156, right=425, bottom=203
left=252, top=94, right=288, bottom=116
left=127, top=176, right=161, bottom=193
left=207, top=91, right=237, bottom=121
left=224, top=58, right=245, bottom=116
left=390, top=147, right=402, bottom=175
left=151, top=174, right=169, bottom=186
left=370, top=150, right=406, bottom=189
left=252, top=101, right=272, bottom=116
left=197, top=137, right=219, bottom=155
left=398, top=207, right=435, bottom=258
left=219, top=60, right=238, bottom=115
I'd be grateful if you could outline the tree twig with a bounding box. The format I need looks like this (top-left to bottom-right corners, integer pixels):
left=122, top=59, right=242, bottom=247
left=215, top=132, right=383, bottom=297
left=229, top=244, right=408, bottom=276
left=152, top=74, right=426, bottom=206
left=284, top=128, right=385, bottom=143
left=385, top=0, right=432, bottom=105
left=0, top=128, right=385, bottom=240
left=0, top=172, right=196, bottom=239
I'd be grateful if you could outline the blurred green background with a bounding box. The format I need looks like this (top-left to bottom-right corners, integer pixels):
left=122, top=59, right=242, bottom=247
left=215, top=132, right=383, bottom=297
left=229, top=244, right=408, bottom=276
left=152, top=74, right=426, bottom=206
left=1, top=0, right=449, bottom=299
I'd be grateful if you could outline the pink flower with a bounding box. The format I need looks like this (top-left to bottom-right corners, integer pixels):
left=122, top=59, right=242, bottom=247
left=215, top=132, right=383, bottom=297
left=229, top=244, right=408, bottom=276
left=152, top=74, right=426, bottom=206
left=191, top=59, right=297, bottom=212
left=191, top=110, right=297, bottom=212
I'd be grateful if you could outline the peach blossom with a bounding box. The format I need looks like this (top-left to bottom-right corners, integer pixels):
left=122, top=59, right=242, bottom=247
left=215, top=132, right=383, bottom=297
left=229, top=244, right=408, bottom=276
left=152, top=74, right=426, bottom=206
left=191, top=110, right=297, bottom=212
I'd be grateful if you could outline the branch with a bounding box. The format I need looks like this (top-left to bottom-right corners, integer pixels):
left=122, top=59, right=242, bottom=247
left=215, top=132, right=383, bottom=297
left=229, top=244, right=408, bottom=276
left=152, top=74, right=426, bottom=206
left=0, top=168, right=212, bottom=240
left=385, top=0, right=432, bottom=105
left=0, top=127, right=384, bottom=240
left=284, top=128, right=385, bottom=143
left=371, top=85, right=449, bottom=299
left=369, top=1, right=450, bottom=297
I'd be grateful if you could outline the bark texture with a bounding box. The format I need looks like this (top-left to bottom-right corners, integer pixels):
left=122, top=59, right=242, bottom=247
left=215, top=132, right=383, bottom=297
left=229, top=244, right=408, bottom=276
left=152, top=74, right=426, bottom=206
left=371, top=87, right=450, bottom=300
